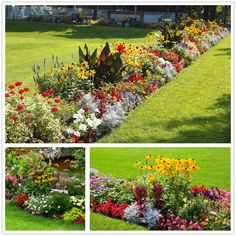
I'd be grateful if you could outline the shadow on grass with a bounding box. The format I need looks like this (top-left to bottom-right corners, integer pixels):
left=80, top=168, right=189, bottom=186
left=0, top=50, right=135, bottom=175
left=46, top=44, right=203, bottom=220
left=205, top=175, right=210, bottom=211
left=129, top=93, right=231, bottom=143
left=6, top=20, right=151, bottom=39
left=214, top=47, right=231, bottom=57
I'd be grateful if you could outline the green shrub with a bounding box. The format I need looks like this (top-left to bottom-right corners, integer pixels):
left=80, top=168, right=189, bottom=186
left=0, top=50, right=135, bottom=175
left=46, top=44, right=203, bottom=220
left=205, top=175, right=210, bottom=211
left=63, top=207, right=85, bottom=222
left=49, top=192, right=72, bottom=214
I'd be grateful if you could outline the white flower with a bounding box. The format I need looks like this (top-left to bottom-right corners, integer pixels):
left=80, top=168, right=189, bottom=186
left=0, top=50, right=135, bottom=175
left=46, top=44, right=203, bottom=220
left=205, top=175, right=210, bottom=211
left=74, top=131, right=81, bottom=137
left=79, top=124, right=87, bottom=131
left=86, top=117, right=101, bottom=129
left=67, top=128, right=74, bottom=134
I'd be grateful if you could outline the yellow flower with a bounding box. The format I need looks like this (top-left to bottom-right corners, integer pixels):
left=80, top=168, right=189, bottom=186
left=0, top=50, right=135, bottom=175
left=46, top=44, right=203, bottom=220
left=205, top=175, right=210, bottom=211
left=81, top=61, right=88, bottom=68
left=145, top=154, right=154, bottom=160
left=139, top=166, right=145, bottom=171
left=134, top=161, right=141, bottom=167
left=147, top=173, right=155, bottom=183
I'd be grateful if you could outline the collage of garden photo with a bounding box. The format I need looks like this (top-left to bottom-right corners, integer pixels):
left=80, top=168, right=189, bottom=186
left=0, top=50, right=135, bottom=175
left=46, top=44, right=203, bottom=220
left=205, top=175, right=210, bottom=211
left=2, top=2, right=234, bottom=235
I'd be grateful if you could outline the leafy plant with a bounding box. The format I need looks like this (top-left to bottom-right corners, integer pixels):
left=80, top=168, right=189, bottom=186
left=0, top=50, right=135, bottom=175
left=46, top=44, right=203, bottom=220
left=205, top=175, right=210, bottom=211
left=49, top=192, right=72, bottom=214
left=79, top=43, right=125, bottom=88
left=71, top=148, right=85, bottom=170
left=64, top=207, right=85, bottom=223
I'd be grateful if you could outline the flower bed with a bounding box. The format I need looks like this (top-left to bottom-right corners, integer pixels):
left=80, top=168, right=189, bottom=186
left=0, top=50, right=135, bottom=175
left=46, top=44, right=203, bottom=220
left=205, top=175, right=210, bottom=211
left=90, top=155, right=230, bottom=230
left=5, top=148, right=85, bottom=226
left=5, top=19, right=228, bottom=143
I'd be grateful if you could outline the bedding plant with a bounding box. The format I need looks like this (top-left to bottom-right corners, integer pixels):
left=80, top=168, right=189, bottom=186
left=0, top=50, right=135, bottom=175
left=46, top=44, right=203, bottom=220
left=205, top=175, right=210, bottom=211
left=5, top=148, right=85, bottom=227
left=90, top=154, right=231, bottom=231
left=5, top=18, right=228, bottom=143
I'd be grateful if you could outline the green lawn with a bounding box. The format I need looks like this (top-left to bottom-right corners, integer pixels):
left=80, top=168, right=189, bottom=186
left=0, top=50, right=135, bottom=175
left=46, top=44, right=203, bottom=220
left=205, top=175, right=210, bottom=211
left=90, top=147, right=230, bottom=190
left=100, top=35, right=231, bottom=143
left=5, top=204, right=85, bottom=230
left=6, top=21, right=151, bottom=93
left=90, top=212, right=146, bottom=231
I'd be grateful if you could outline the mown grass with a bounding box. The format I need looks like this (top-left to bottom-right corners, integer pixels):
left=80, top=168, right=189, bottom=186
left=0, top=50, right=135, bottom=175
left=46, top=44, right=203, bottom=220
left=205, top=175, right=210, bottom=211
left=90, top=212, right=146, bottom=231
left=100, top=35, right=231, bottom=143
left=6, top=21, right=152, bottom=93
left=90, top=147, right=230, bottom=190
left=5, top=204, right=85, bottom=230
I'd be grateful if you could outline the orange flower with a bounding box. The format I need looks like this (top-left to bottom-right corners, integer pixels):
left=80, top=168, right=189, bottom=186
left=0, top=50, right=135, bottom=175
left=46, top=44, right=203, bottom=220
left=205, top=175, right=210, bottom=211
left=200, top=213, right=208, bottom=219
left=201, top=221, right=208, bottom=226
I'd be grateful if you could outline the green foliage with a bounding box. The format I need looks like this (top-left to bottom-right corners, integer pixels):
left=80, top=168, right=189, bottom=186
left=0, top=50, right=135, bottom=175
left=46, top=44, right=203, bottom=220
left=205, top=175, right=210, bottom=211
left=70, top=148, right=85, bottom=170
left=63, top=207, right=85, bottom=222
left=79, top=42, right=125, bottom=88
left=162, top=28, right=183, bottom=49
left=161, top=175, right=193, bottom=215
left=49, top=192, right=72, bottom=214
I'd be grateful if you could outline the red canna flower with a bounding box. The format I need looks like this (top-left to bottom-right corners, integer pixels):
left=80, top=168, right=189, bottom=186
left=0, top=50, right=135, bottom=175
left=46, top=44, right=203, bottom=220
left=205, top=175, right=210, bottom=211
left=10, top=91, right=15, bottom=95
left=48, top=89, right=55, bottom=94
left=11, top=115, right=18, bottom=121
left=24, top=87, right=29, bottom=92
left=54, top=98, right=61, bottom=103
left=19, top=96, right=24, bottom=100
left=72, top=134, right=79, bottom=142
left=17, top=104, right=24, bottom=111
left=51, top=107, right=58, bottom=113
left=42, top=92, right=49, bottom=97
left=8, top=84, right=15, bottom=90
left=15, top=81, right=23, bottom=87
left=19, top=89, right=25, bottom=95
left=5, top=93, right=10, bottom=97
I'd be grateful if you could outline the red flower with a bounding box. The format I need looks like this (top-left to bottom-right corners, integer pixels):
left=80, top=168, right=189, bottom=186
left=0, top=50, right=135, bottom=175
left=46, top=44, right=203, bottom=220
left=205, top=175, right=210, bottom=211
left=117, top=43, right=125, bottom=53
left=129, top=73, right=145, bottom=82
left=19, top=89, right=25, bottom=95
left=24, top=87, right=29, bottom=92
left=51, top=107, right=58, bottom=113
left=72, top=134, right=79, bottom=142
left=10, top=91, right=15, bottom=95
left=59, top=214, right=64, bottom=219
left=48, top=89, right=55, bottom=94
left=5, top=93, right=10, bottom=97
left=20, top=96, right=24, bottom=100
left=73, top=217, right=85, bottom=224
left=15, top=81, right=23, bottom=87
left=54, top=98, right=61, bottom=103
left=48, top=101, right=51, bottom=104
left=53, top=214, right=57, bottom=219
left=17, top=104, right=24, bottom=111
left=42, top=92, right=49, bottom=97
left=11, top=115, right=18, bottom=121
left=153, top=50, right=161, bottom=57
left=38, top=85, right=42, bottom=90
left=8, top=84, right=15, bottom=90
